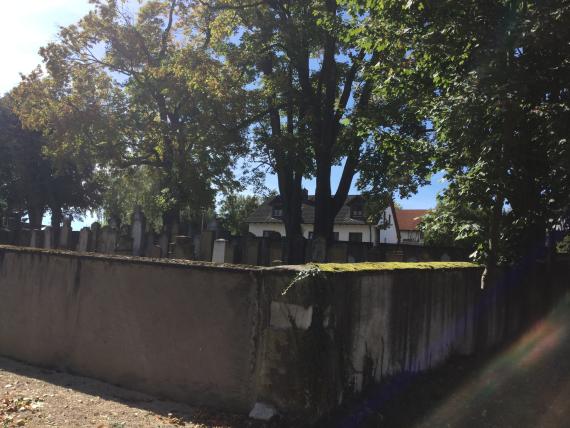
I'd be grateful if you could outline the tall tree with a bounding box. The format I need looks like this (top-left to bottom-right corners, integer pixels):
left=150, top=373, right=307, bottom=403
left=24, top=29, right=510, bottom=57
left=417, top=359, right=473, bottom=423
left=0, top=97, right=100, bottom=230
left=189, top=0, right=432, bottom=258
left=26, top=0, right=249, bottom=234
left=355, top=0, right=570, bottom=283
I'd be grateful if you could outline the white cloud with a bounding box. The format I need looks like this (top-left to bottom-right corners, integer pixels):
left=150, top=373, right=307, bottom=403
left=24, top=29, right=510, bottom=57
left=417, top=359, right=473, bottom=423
left=0, top=0, right=94, bottom=95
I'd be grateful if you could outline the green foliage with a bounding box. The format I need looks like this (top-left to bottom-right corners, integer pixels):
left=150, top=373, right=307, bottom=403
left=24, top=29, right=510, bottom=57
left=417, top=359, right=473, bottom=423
left=351, top=0, right=570, bottom=266
left=12, top=0, right=250, bottom=228
left=420, top=190, right=493, bottom=262
left=97, top=166, right=165, bottom=230
left=557, top=235, right=570, bottom=254
left=0, top=98, right=99, bottom=227
left=190, top=0, right=434, bottom=242
left=217, top=193, right=263, bottom=236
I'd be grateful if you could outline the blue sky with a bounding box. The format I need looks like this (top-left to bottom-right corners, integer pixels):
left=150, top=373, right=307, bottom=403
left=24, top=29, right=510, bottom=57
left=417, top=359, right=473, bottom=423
left=1, top=1, right=445, bottom=227
left=263, top=168, right=446, bottom=210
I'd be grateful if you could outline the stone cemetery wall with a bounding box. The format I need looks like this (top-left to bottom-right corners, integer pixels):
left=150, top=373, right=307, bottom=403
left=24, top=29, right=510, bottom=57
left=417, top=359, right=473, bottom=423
left=0, top=245, right=567, bottom=421
left=0, top=245, right=263, bottom=412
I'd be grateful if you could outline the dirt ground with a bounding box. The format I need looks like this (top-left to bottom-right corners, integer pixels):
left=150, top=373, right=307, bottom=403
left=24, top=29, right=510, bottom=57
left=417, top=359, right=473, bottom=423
left=0, top=357, right=265, bottom=428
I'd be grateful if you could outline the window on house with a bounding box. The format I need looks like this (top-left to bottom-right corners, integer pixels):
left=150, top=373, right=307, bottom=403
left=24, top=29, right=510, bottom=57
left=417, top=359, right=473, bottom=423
left=263, top=230, right=281, bottom=238
left=349, top=232, right=363, bottom=242
left=272, top=207, right=283, bottom=217
left=351, top=205, right=364, bottom=218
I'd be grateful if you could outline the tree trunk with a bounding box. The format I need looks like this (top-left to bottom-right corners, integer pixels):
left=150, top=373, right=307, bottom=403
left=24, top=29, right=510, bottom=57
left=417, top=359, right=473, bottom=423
left=50, top=205, right=63, bottom=247
left=313, top=155, right=335, bottom=242
left=482, top=194, right=504, bottom=289
left=27, top=206, right=44, bottom=229
left=277, top=169, right=305, bottom=264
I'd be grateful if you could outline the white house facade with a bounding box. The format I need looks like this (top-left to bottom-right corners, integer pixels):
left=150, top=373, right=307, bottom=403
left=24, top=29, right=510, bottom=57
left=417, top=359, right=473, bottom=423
left=246, top=195, right=376, bottom=243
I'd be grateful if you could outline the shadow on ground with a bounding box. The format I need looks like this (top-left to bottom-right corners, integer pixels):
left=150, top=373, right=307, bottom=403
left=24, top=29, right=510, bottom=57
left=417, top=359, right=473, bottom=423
left=0, top=355, right=273, bottom=427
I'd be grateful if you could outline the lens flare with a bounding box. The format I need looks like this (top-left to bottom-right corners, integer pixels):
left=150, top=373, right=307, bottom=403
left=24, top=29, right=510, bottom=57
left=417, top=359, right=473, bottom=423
left=415, top=298, right=570, bottom=427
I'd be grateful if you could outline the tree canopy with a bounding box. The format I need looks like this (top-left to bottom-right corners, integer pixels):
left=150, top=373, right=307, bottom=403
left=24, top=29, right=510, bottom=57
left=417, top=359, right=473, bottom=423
left=183, top=0, right=433, bottom=261
left=351, top=0, right=569, bottom=278
left=11, top=0, right=251, bottom=232
left=1, top=0, right=567, bottom=270
left=0, top=97, right=100, bottom=229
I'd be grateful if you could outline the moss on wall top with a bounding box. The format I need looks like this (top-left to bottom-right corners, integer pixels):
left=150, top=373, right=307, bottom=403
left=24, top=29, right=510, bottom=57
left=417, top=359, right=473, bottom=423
left=313, top=261, right=480, bottom=273
left=0, top=244, right=479, bottom=275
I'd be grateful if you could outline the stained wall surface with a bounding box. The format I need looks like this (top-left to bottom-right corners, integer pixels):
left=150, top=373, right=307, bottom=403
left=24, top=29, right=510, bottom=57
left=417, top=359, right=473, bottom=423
left=0, top=246, right=264, bottom=412
left=0, top=245, right=566, bottom=420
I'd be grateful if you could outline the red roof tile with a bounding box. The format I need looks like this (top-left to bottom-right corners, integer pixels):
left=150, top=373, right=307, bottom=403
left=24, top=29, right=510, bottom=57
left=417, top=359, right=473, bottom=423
left=395, top=209, right=429, bottom=231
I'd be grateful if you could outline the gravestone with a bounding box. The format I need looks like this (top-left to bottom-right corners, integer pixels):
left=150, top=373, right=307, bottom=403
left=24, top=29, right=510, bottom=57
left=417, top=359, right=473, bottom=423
left=173, top=236, right=193, bottom=259
left=0, top=229, right=13, bottom=245
left=169, top=223, right=180, bottom=242
left=245, top=238, right=260, bottom=266
left=30, top=229, right=43, bottom=248
left=147, top=245, right=162, bottom=258
left=59, top=217, right=72, bottom=249
left=193, top=235, right=201, bottom=260
left=311, top=237, right=327, bottom=262
left=269, top=240, right=282, bottom=265
left=108, top=216, right=120, bottom=231
left=143, top=232, right=156, bottom=257
left=116, top=225, right=133, bottom=255
left=98, top=226, right=117, bottom=254
left=43, top=227, right=53, bottom=249
left=386, top=249, right=404, bottom=262
left=199, top=230, right=215, bottom=261
left=90, top=222, right=101, bottom=252
left=70, top=231, right=80, bottom=250
left=158, top=233, right=169, bottom=258
left=327, top=242, right=348, bottom=263
left=77, top=227, right=91, bottom=252
left=131, top=207, right=146, bottom=256
left=212, top=239, right=227, bottom=263
left=18, top=229, right=31, bottom=247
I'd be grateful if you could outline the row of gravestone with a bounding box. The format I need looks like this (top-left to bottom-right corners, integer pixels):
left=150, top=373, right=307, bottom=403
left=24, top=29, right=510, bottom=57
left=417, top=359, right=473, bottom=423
left=2, top=208, right=220, bottom=262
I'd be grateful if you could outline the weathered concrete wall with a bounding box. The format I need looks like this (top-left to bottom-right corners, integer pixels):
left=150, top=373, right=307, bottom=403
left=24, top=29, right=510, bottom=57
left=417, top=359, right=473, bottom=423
left=0, top=245, right=265, bottom=412
left=346, top=269, right=479, bottom=388
left=0, top=245, right=567, bottom=421
left=253, top=265, right=483, bottom=416
left=254, top=261, right=569, bottom=418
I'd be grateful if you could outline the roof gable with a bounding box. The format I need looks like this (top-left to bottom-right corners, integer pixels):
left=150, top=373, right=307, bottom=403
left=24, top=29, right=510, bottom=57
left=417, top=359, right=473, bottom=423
left=395, top=209, right=429, bottom=231
left=245, top=194, right=371, bottom=225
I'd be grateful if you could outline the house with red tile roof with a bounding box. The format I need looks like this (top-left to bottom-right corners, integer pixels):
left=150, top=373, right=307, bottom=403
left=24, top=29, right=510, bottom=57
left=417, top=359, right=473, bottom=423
left=377, top=205, right=429, bottom=245
left=246, top=193, right=428, bottom=245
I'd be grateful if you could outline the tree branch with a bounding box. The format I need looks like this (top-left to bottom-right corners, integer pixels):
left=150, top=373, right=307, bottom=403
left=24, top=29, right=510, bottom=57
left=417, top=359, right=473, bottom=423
left=159, top=0, right=177, bottom=61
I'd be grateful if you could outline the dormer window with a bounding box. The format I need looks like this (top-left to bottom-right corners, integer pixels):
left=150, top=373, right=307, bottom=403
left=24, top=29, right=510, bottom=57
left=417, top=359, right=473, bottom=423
left=272, top=207, right=283, bottom=218
left=351, top=205, right=364, bottom=218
